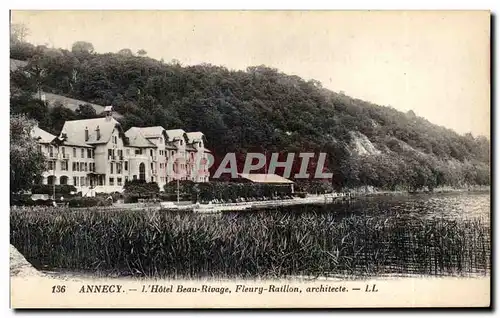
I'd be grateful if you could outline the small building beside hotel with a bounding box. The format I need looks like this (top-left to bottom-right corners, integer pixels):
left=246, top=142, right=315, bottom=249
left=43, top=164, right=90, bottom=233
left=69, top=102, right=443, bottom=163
left=236, top=173, right=295, bottom=193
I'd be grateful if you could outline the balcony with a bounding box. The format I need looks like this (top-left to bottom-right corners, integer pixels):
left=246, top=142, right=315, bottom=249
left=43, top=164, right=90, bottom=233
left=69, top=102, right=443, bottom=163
left=108, top=156, right=116, bottom=161
left=61, top=153, right=70, bottom=160
left=48, top=153, right=57, bottom=159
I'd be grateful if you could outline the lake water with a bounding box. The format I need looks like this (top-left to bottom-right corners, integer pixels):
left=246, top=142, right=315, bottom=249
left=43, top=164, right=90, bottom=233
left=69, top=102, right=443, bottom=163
left=328, top=191, right=490, bottom=223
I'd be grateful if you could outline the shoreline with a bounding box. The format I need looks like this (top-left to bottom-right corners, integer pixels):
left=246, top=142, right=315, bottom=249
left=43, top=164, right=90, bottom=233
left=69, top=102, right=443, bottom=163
left=167, top=187, right=491, bottom=213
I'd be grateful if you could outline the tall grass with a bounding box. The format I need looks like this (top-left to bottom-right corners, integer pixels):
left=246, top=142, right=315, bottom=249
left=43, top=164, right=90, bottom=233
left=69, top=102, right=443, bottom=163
left=10, top=205, right=490, bottom=278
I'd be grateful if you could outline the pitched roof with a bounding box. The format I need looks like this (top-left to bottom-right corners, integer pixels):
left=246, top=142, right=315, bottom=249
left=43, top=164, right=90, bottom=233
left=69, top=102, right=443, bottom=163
left=165, top=129, right=185, bottom=141
left=31, top=126, right=56, bottom=144
left=185, top=144, right=197, bottom=152
left=125, top=127, right=157, bottom=148
left=186, top=132, right=204, bottom=143
left=164, top=141, right=178, bottom=150
left=134, top=126, right=165, bottom=138
left=237, top=173, right=294, bottom=184
left=54, top=137, right=94, bottom=148
left=60, top=117, right=121, bottom=145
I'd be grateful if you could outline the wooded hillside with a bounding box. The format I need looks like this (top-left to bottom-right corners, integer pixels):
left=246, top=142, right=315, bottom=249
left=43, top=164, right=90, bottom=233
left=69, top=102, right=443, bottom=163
left=10, top=39, right=490, bottom=191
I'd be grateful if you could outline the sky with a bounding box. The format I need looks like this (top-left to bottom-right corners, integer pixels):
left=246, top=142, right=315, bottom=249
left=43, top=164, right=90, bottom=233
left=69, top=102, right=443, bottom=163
left=11, top=10, right=491, bottom=137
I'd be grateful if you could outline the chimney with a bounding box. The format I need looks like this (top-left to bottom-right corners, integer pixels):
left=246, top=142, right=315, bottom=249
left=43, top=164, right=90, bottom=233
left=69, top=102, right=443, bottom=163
left=96, top=126, right=101, bottom=140
left=85, top=127, right=89, bottom=141
left=104, top=105, right=113, bottom=121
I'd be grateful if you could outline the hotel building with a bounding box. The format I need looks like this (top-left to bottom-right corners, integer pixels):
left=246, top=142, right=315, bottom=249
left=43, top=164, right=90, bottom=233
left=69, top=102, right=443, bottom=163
left=31, top=107, right=210, bottom=195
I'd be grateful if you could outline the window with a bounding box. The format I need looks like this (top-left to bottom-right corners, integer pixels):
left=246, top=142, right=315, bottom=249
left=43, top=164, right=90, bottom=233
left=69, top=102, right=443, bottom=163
left=48, top=161, right=55, bottom=170
left=84, top=163, right=88, bottom=172
left=117, top=163, right=122, bottom=174
left=109, top=178, right=114, bottom=186
left=150, top=149, right=153, bottom=157
left=124, top=161, right=128, bottom=171
left=87, top=149, right=92, bottom=158
left=110, top=163, right=114, bottom=174
left=72, top=162, right=77, bottom=171
left=61, top=161, right=68, bottom=171
left=135, top=149, right=142, bottom=155
left=113, top=136, right=117, bottom=144
left=73, top=148, right=76, bottom=157
left=73, top=177, right=78, bottom=186
left=80, top=162, right=84, bottom=171
left=118, top=149, right=123, bottom=158
left=80, top=176, right=85, bottom=186
left=133, top=175, right=137, bottom=180
left=126, top=149, right=130, bottom=155
left=151, top=163, right=154, bottom=170
left=125, top=176, right=129, bottom=182
left=117, top=178, right=122, bottom=186
left=81, top=149, right=85, bottom=158
left=108, top=149, right=112, bottom=159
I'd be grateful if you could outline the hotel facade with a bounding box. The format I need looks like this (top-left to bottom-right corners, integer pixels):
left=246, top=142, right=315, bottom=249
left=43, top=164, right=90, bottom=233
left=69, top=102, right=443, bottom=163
left=31, top=107, right=210, bottom=195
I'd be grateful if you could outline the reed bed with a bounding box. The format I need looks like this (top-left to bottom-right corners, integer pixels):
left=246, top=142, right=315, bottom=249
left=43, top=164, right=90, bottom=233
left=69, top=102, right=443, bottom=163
left=10, top=205, right=490, bottom=279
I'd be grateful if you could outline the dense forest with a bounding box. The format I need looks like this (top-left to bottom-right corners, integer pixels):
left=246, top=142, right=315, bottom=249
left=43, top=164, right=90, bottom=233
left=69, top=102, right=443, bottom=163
left=10, top=35, right=490, bottom=192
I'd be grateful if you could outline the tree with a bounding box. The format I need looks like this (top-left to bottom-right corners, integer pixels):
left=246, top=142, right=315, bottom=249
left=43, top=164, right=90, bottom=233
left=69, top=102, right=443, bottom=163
left=10, top=93, right=50, bottom=126
left=71, top=41, right=94, bottom=54
left=8, top=40, right=491, bottom=191
left=123, top=180, right=159, bottom=199
left=118, top=48, right=133, bottom=56
left=49, top=102, right=77, bottom=134
left=76, top=103, right=97, bottom=119
left=10, top=114, right=46, bottom=193
left=10, top=23, right=29, bottom=43
left=24, top=55, right=51, bottom=99
left=137, top=49, right=147, bottom=57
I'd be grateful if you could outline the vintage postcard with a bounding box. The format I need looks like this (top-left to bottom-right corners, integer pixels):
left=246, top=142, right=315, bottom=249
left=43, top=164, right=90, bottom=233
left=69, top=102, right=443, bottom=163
left=9, top=10, right=491, bottom=308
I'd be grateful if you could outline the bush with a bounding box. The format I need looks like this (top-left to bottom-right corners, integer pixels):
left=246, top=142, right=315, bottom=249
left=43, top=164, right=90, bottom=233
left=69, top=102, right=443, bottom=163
left=123, top=180, right=159, bottom=198
left=294, top=192, right=307, bottom=198
left=159, top=194, right=191, bottom=202
left=31, top=184, right=77, bottom=196
left=195, top=182, right=293, bottom=203
left=164, top=180, right=194, bottom=195
left=67, top=197, right=112, bottom=208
